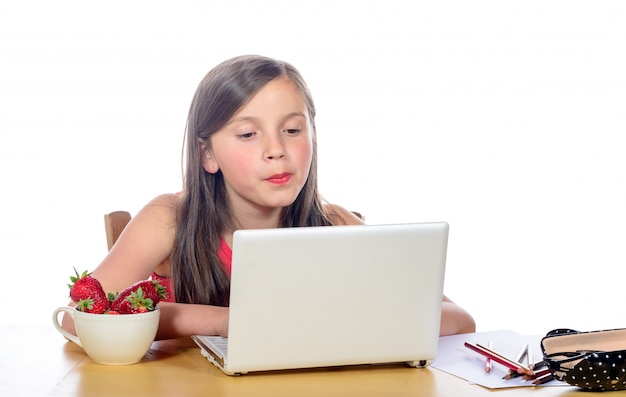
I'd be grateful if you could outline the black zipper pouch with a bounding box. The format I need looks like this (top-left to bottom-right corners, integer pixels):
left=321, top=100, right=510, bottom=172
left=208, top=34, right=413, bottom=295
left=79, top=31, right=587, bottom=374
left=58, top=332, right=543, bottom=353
left=541, top=328, right=626, bottom=391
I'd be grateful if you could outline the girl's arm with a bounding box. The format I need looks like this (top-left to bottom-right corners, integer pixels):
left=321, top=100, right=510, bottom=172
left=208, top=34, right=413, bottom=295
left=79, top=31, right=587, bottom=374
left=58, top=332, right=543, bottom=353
left=326, top=204, right=475, bottom=336
left=154, top=302, right=229, bottom=339
left=439, top=294, right=476, bottom=336
left=61, top=194, right=229, bottom=339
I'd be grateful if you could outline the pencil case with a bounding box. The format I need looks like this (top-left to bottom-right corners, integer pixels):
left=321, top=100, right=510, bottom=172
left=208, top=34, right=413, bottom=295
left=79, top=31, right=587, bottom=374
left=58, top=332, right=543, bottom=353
left=541, top=328, right=626, bottom=391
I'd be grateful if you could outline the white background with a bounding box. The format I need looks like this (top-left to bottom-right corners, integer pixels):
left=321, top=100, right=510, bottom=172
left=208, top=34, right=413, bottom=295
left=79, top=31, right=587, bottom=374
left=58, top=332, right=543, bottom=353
left=1, top=1, right=625, bottom=335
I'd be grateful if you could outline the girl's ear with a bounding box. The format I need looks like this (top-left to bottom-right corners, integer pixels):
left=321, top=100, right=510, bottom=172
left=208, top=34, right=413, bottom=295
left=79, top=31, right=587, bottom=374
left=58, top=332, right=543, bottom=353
left=198, top=138, right=220, bottom=174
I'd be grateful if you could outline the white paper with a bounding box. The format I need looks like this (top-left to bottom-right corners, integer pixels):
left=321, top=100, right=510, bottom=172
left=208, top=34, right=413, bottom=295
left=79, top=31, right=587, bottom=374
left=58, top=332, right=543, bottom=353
left=431, top=330, right=568, bottom=389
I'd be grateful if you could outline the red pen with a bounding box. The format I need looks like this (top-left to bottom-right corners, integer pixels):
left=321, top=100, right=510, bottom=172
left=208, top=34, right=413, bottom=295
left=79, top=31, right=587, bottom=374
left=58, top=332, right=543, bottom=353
left=502, top=344, right=528, bottom=379
left=523, top=367, right=552, bottom=381
left=464, top=342, right=533, bottom=375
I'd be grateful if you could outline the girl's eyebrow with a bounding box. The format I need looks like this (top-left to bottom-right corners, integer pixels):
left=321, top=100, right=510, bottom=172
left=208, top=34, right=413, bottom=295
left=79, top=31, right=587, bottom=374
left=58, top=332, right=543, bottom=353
left=224, top=116, right=255, bottom=126
left=283, top=111, right=307, bottom=119
left=226, top=112, right=307, bottom=126
left=280, top=112, right=308, bottom=123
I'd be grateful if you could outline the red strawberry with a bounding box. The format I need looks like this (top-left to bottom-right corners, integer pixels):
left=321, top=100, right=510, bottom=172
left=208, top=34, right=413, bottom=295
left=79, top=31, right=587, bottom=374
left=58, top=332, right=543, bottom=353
left=68, top=269, right=99, bottom=301
left=116, top=287, right=154, bottom=314
left=68, top=268, right=110, bottom=314
left=110, top=279, right=167, bottom=312
left=77, top=295, right=110, bottom=314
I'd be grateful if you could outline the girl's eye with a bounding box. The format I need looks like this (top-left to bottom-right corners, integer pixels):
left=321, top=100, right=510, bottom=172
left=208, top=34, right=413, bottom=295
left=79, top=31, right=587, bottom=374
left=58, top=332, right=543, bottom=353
left=284, top=129, right=301, bottom=135
left=238, top=131, right=256, bottom=139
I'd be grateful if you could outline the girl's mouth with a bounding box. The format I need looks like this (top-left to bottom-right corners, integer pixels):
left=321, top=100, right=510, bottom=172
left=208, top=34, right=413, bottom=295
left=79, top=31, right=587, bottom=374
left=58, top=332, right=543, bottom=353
left=266, top=173, right=291, bottom=184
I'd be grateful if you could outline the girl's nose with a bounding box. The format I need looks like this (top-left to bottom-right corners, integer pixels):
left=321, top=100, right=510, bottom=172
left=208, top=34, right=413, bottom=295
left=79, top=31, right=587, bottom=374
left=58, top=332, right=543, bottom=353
left=264, top=133, right=286, bottom=160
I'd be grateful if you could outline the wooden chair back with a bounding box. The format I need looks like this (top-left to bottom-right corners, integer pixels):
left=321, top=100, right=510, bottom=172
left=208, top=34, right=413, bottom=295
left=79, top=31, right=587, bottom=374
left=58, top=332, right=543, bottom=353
left=104, top=211, right=131, bottom=251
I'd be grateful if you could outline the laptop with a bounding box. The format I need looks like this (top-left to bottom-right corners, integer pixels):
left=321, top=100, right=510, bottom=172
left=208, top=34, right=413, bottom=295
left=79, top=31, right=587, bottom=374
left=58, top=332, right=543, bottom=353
left=192, top=222, right=449, bottom=375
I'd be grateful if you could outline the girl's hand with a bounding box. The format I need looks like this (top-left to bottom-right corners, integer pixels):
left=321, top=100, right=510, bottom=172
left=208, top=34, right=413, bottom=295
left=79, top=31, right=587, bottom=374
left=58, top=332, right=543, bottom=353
left=439, top=295, right=476, bottom=336
left=154, top=303, right=230, bottom=339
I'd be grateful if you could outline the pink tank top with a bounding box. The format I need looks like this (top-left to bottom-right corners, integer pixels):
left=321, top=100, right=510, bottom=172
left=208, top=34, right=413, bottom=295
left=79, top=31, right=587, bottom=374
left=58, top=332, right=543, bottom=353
left=151, top=238, right=232, bottom=303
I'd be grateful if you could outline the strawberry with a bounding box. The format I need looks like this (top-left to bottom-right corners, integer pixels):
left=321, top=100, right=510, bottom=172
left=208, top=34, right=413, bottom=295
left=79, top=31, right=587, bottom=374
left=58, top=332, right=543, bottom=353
left=110, top=279, right=167, bottom=312
left=77, top=295, right=111, bottom=314
left=68, top=268, right=110, bottom=314
left=139, top=279, right=168, bottom=304
left=115, top=287, right=154, bottom=314
left=68, top=268, right=99, bottom=301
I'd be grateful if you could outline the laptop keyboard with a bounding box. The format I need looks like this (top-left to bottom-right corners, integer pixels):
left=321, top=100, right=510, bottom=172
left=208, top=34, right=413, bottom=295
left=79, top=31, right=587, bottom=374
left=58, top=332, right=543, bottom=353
left=209, top=336, right=229, bottom=356
left=193, top=335, right=229, bottom=368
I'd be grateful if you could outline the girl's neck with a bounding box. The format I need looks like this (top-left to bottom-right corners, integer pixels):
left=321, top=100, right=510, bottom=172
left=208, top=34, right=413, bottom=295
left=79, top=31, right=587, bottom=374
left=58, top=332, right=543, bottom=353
left=231, top=207, right=283, bottom=230
left=223, top=209, right=282, bottom=249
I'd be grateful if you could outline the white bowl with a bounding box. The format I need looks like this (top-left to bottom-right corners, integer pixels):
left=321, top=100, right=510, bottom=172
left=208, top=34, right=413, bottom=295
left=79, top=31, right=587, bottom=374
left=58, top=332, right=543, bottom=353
left=53, top=306, right=159, bottom=365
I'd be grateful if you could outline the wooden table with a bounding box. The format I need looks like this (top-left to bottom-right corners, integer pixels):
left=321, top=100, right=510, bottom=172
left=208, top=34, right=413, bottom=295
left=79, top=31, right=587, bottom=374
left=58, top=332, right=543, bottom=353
left=1, top=325, right=622, bottom=397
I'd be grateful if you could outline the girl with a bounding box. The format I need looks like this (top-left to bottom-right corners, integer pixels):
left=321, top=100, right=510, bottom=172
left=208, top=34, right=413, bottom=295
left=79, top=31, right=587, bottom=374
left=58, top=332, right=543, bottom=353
left=63, top=55, right=475, bottom=338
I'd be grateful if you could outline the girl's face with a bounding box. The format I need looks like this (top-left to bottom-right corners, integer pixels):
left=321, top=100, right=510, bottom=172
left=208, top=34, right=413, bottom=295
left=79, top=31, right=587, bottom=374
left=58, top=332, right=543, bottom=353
left=201, top=76, right=313, bottom=218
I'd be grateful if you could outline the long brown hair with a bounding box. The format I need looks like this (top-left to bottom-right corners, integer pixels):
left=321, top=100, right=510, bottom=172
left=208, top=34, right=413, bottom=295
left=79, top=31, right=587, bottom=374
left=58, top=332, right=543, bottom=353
left=172, top=55, right=333, bottom=305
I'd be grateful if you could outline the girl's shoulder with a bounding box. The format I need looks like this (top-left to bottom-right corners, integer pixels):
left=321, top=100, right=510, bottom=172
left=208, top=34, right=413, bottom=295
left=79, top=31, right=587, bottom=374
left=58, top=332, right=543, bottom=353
left=134, top=193, right=181, bottom=228
left=323, top=203, right=365, bottom=226
left=146, top=192, right=181, bottom=209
